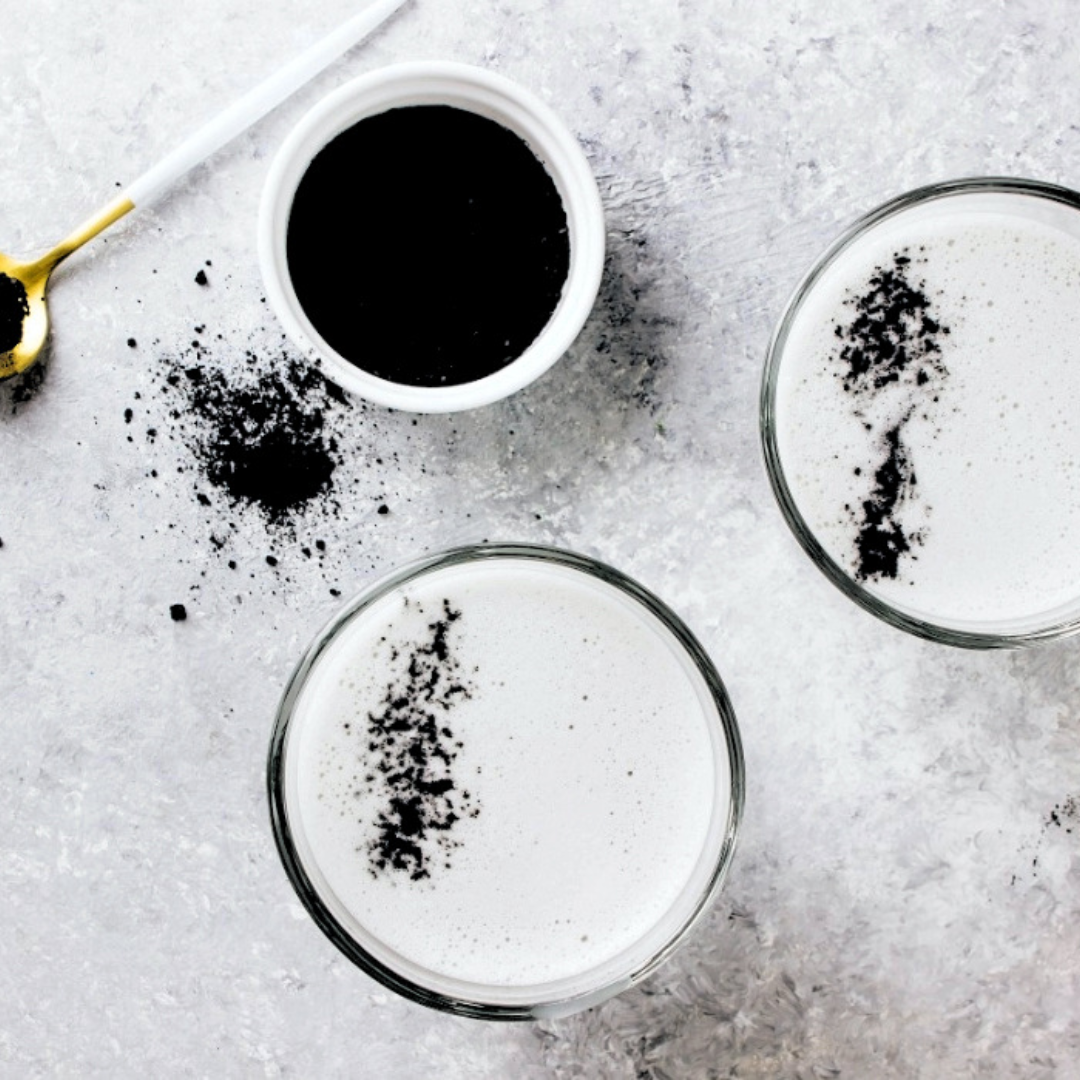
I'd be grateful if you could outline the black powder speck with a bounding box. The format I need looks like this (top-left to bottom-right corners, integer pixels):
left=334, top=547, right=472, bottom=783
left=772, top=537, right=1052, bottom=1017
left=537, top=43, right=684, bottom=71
left=194, top=269, right=209, bottom=287
left=170, top=603, right=188, bottom=621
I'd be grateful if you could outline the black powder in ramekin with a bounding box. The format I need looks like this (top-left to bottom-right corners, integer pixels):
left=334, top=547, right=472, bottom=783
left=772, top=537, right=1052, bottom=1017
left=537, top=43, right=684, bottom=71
left=286, top=105, right=570, bottom=387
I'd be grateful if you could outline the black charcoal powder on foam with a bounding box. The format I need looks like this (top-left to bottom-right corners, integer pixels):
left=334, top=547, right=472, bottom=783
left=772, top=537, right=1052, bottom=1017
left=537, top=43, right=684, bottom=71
left=832, top=250, right=950, bottom=582
left=345, top=598, right=479, bottom=882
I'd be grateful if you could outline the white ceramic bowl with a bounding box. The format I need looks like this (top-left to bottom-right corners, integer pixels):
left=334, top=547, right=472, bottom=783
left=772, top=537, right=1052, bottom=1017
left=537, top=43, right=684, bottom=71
left=259, top=61, right=605, bottom=413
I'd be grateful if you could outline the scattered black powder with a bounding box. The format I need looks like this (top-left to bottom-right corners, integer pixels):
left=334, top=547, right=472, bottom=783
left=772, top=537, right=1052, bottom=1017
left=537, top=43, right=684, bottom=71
left=0, top=272, right=30, bottom=356
left=124, top=313, right=361, bottom=603
left=1, top=353, right=48, bottom=413
left=1046, top=795, right=1078, bottom=835
left=591, top=228, right=677, bottom=415
left=833, top=250, right=949, bottom=581
left=170, top=603, right=188, bottom=621
left=1015, top=794, right=1079, bottom=884
left=120, top=267, right=430, bottom=606
left=350, top=598, right=477, bottom=881
left=287, top=105, right=570, bottom=387
left=156, top=351, right=347, bottom=526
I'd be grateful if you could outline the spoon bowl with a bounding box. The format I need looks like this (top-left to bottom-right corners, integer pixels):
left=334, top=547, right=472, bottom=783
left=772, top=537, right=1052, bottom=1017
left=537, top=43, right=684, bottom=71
left=0, top=255, right=48, bottom=380
left=0, top=194, right=133, bottom=379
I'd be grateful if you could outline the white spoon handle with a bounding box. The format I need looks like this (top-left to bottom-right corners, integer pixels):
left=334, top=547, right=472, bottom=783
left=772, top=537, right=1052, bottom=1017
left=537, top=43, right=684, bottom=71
left=125, top=0, right=407, bottom=207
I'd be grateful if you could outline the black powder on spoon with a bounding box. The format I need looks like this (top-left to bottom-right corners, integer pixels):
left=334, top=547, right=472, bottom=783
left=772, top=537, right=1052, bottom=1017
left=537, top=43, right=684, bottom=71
left=0, top=272, right=30, bottom=356
left=286, top=105, right=571, bottom=387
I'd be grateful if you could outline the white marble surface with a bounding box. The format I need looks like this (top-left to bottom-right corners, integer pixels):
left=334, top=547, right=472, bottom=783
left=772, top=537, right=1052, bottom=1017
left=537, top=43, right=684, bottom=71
left=3, top=0, right=1080, bottom=1075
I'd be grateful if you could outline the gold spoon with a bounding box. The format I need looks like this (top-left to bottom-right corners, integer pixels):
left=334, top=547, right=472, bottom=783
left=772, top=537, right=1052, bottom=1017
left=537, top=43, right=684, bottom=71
left=0, top=197, right=132, bottom=378
left=0, top=0, right=407, bottom=381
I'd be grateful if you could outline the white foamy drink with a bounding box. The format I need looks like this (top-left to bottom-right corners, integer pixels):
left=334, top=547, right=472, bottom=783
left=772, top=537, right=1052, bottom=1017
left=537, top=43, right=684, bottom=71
left=271, top=547, right=741, bottom=1016
left=771, top=184, right=1080, bottom=637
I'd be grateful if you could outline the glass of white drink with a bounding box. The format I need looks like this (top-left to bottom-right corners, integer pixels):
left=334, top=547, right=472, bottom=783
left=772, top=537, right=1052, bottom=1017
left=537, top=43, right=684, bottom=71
left=268, top=543, right=744, bottom=1019
left=763, top=178, right=1080, bottom=646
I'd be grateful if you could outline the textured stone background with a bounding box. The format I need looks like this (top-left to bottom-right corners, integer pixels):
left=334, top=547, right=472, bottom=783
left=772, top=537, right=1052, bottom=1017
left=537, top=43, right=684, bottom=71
left=2, top=0, right=1080, bottom=1076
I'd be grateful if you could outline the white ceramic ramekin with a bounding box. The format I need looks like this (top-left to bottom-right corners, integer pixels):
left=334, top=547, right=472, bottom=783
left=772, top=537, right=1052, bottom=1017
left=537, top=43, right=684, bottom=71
left=259, top=61, right=605, bottom=412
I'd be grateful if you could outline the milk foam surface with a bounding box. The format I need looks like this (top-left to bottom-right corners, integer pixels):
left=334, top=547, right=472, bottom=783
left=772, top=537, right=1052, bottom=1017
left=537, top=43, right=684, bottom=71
left=285, top=557, right=728, bottom=996
left=775, top=191, right=1080, bottom=630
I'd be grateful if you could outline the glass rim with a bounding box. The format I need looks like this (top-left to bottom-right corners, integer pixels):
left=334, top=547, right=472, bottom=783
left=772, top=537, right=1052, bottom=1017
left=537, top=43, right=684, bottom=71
left=760, top=176, right=1080, bottom=649
left=267, top=541, right=745, bottom=1020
